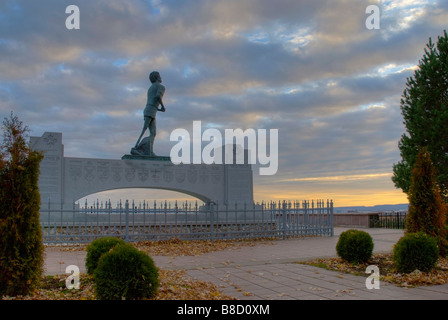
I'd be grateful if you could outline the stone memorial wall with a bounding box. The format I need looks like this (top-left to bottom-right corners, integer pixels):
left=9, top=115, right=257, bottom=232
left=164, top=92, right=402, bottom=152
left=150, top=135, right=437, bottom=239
left=31, top=132, right=254, bottom=210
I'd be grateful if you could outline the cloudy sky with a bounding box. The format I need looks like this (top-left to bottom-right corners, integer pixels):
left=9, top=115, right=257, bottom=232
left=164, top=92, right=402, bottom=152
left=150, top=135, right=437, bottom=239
left=1, top=0, right=447, bottom=207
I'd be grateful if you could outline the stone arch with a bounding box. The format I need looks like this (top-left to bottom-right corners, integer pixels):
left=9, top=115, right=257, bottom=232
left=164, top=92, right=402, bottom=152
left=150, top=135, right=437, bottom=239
left=62, top=157, right=225, bottom=208
left=73, top=186, right=212, bottom=204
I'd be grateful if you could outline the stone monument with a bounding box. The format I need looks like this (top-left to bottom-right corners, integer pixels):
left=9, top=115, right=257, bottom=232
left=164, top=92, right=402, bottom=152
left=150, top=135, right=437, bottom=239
left=31, top=134, right=253, bottom=214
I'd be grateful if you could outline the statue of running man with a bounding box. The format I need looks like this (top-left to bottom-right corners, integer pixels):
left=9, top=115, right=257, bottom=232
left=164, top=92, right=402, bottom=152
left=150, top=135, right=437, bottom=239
left=134, top=71, right=166, bottom=156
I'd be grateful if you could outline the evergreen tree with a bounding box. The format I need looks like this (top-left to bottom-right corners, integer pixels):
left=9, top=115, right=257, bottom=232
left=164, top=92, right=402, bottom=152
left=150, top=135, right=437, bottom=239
left=392, top=30, right=448, bottom=202
left=0, top=113, right=44, bottom=296
left=406, top=147, right=447, bottom=256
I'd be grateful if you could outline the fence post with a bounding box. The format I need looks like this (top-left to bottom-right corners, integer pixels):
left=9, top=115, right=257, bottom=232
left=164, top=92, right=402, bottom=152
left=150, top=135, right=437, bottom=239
left=282, top=200, right=287, bottom=240
left=304, top=200, right=308, bottom=234
left=330, top=200, right=334, bottom=236
left=209, top=201, right=215, bottom=242
left=125, top=200, right=130, bottom=242
left=395, top=211, right=399, bottom=229
left=47, top=198, right=51, bottom=242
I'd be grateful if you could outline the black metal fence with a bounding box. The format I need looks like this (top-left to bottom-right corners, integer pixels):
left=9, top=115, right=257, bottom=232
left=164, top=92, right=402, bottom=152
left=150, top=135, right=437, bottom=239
left=369, top=211, right=407, bottom=229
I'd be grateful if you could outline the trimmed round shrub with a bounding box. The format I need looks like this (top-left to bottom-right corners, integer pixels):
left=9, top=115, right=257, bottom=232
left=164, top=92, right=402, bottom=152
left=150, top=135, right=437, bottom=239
left=393, top=232, right=439, bottom=273
left=85, top=237, right=126, bottom=275
left=93, top=243, right=159, bottom=300
left=336, top=229, right=374, bottom=264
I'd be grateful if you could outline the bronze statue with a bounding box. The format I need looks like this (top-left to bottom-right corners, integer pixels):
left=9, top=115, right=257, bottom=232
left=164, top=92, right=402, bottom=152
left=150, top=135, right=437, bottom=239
left=132, top=71, right=166, bottom=156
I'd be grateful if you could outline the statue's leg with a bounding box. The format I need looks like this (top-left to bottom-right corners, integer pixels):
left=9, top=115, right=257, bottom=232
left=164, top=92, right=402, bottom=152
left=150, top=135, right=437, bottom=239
left=149, top=117, right=157, bottom=156
left=135, top=118, right=150, bottom=148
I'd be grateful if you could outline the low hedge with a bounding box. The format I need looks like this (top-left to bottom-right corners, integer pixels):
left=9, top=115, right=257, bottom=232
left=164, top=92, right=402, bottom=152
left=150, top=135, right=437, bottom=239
left=336, top=229, right=374, bottom=264
left=85, top=237, right=127, bottom=275
left=93, top=243, right=159, bottom=300
left=393, top=232, right=439, bottom=273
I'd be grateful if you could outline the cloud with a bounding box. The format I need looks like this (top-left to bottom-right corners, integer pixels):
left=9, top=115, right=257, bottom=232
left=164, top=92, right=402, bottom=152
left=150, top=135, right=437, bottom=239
left=0, top=0, right=446, bottom=205
left=277, top=173, right=393, bottom=184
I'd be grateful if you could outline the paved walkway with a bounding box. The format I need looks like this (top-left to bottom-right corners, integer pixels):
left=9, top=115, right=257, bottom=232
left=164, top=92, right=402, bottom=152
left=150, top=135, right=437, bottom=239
left=44, top=227, right=448, bottom=300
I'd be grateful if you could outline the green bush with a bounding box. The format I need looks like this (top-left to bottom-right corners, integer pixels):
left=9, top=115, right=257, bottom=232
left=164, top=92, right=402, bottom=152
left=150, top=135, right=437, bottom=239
left=0, top=114, right=44, bottom=296
left=405, top=148, right=447, bottom=256
left=336, top=229, right=374, bottom=264
left=85, top=237, right=126, bottom=275
left=393, top=232, right=439, bottom=273
left=93, top=243, right=159, bottom=300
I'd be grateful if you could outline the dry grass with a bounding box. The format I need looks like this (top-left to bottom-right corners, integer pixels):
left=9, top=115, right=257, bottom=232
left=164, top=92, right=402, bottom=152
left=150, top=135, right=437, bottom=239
left=301, top=253, right=448, bottom=288
left=2, top=270, right=235, bottom=300
left=2, top=238, right=273, bottom=300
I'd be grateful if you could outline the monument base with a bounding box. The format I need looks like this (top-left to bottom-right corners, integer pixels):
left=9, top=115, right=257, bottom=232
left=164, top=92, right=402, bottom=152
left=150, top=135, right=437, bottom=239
left=121, top=154, right=171, bottom=161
